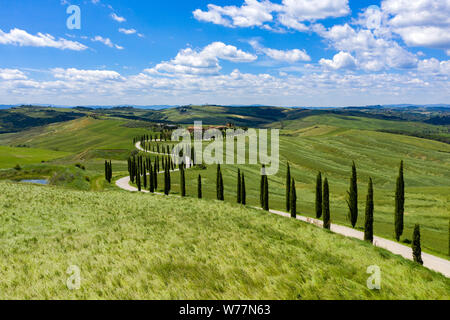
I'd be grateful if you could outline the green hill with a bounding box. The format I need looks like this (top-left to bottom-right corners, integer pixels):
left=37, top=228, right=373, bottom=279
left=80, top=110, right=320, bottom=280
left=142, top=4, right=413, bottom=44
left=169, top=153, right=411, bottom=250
left=0, top=182, right=448, bottom=299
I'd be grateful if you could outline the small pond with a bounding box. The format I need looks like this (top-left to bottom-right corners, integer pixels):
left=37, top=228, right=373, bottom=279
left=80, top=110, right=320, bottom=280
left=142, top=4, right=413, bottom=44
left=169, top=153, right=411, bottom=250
left=20, top=179, right=49, bottom=185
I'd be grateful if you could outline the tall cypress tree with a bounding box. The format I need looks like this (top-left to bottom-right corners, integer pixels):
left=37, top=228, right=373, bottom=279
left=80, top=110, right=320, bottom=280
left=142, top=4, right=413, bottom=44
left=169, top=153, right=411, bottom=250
left=364, top=178, right=374, bottom=243
left=105, top=160, right=108, bottom=182
left=264, top=175, right=269, bottom=211
left=143, top=163, right=147, bottom=189
left=347, top=161, right=358, bottom=228
left=153, top=163, right=158, bottom=191
left=149, top=163, right=154, bottom=193
left=237, top=169, right=242, bottom=204
left=198, top=174, right=202, bottom=199
left=290, top=178, right=297, bottom=218
left=137, top=166, right=142, bottom=192
left=260, top=172, right=265, bottom=209
left=164, top=165, right=171, bottom=195
left=180, top=166, right=186, bottom=197
left=241, top=173, right=246, bottom=205
left=412, top=224, right=423, bottom=265
left=395, top=161, right=405, bottom=241
left=286, top=162, right=291, bottom=212
left=216, top=164, right=224, bottom=201
left=323, top=178, right=331, bottom=230
left=315, top=172, right=323, bottom=219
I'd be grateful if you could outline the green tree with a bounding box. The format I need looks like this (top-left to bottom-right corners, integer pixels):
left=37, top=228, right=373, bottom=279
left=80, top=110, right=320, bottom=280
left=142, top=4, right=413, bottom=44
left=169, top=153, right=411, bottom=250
left=315, top=172, right=322, bottom=219
left=395, top=161, right=405, bottom=241
left=412, top=224, right=423, bottom=265
left=198, top=175, right=202, bottom=199
left=323, top=178, right=331, bottom=230
left=263, top=174, right=269, bottom=211
left=237, top=169, right=242, bottom=204
left=149, top=163, right=154, bottom=193
left=364, top=178, right=374, bottom=243
left=347, top=161, right=358, bottom=228
left=241, top=173, right=246, bottom=205
left=286, top=162, right=291, bottom=212
left=216, top=164, right=224, bottom=201
left=290, top=178, right=297, bottom=218
left=164, top=165, right=171, bottom=195
left=180, top=166, right=186, bottom=197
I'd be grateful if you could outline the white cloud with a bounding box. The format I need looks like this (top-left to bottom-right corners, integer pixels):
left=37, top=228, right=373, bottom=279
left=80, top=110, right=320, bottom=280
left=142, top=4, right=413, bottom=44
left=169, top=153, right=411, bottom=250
left=382, top=0, right=450, bottom=50
left=418, top=58, right=450, bottom=75
left=147, top=42, right=257, bottom=75
left=320, top=51, right=357, bottom=70
left=193, top=0, right=350, bottom=31
left=250, top=40, right=310, bottom=62
left=0, top=69, right=27, bottom=80
left=317, top=23, right=418, bottom=71
left=51, top=68, right=122, bottom=81
left=91, top=36, right=124, bottom=50
left=111, top=13, right=126, bottom=23
left=0, top=28, right=87, bottom=51
left=119, top=28, right=137, bottom=35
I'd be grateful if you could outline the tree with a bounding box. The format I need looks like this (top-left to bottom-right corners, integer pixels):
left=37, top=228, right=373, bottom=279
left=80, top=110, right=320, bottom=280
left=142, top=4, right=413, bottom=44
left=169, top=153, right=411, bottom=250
left=315, top=172, right=322, bottom=219
left=286, top=162, right=291, bottom=212
left=412, top=224, right=423, bottom=265
left=153, top=163, right=158, bottom=191
left=180, top=166, right=186, bottom=197
left=364, top=178, right=374, bottom=243
left=164, top=165, right=171, bottom=195
left=241, top=173, right=246, bottom=205
left=198, top=175, right=202, bottom=199
left=260, top=170, right=265, bottom=209
left=347, top=161, right=358, bottom=228
left=237, top=169, right=242, bottom=204
left=323, top=178, right=331, bottom=230
left=395, top=161, right=405, bottom=241
left=149, top=163, right=154, bottom=193
left=290, top=178, right=297, bottom=218
left=216, top=164, right=224, bottom=201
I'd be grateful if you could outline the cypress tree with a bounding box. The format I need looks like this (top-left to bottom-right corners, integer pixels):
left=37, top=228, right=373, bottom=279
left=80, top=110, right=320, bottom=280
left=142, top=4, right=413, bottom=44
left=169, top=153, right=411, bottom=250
left=263, top=175, right=269, bottom=211
left=315, top=172, right=323, bottom=219
left=290, top=178, right=297, bottom=218
left=143, top=163, right=147, bottom=189
left=149, top=163, right=154, bottom=193
left=104, top=160, right=108, bottom=181
left=237, top=169, right=242, bottom=204
left=164, top=165, right=171, bottom=195
left=364, top=178, right=374, bottom=243
left=198, top=175, right=202, bottom=199
left=216, top=164, right=224, bottom=201
left=180, top=166, right=186, bottom=197
left=153, top=163, right=158, bottom=191
left=323, top=178, right=331, bottom=230
left=286, top=162, right=291, bottom=212
left=241, top=173, right=246, bottom=205
left=137, top=166, right=142, bottom=192
left=347, top=161, right=358, bottom=228
left=412, top=224, right=423, bottom=265
left=260, top=172, right=265, bottom=208
left=395, top=161, right=405, bottom=241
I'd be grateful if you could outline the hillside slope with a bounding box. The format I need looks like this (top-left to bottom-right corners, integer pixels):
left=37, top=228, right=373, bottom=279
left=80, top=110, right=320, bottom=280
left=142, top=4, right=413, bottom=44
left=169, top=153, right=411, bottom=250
left=0, top=182, right=448, bottom=299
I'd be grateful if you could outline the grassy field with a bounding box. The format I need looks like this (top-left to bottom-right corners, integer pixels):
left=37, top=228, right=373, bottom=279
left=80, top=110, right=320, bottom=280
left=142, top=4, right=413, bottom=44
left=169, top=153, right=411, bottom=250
left=0, top=146, right=70, bottom=169
left=0, top=182, right=448, bottom=299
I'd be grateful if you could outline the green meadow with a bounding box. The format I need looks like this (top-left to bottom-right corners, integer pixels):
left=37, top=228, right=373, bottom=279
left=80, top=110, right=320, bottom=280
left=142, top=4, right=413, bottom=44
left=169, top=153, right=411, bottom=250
left=0, top=146, right=70, bottom=169
left=0, top=182, right=448, bottom=299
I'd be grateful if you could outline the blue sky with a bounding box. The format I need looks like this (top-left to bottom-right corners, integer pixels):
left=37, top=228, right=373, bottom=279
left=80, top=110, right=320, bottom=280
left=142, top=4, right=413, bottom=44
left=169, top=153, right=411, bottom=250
left=0, top=0, right=449, bottom=106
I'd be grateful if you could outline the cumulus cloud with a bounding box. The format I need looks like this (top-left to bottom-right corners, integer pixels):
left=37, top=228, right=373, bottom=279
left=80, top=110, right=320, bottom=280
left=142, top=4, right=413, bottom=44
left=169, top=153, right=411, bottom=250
left=0, top=68, right=27, bottom=80
left=382, top=0, right=450, bottom=50
left=0, top=28, right=87, bottom=51
left=194, top=0, right=350, bottom=31
left=418, top=58, right=450, bottom=75
left=320, top=51, right=357, bottom=70
left=147, top=42, right=257, bottom=75
left=317, top=23, right=418, bottom=71
left=119, top=28, right=137, bottom=35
